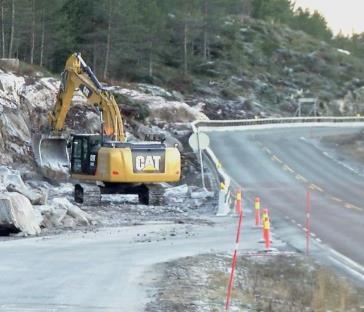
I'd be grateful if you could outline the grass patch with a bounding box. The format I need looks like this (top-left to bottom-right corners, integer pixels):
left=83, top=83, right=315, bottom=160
left=146, top=254, right=364, bottom=311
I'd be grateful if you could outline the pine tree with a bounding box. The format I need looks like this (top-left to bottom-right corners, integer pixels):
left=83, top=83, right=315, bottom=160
left=138, top=0, right=166, bottom=78
left=0, top=0, right=5, bottom=58
left=8, top=0, right=14, bottom=57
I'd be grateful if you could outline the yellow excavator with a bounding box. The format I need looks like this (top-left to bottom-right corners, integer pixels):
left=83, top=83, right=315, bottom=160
left=33, top=53, right=181, bottom=205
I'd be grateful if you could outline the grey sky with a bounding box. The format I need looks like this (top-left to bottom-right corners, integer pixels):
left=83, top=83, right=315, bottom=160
left=294, top=0, right=364, bottom=35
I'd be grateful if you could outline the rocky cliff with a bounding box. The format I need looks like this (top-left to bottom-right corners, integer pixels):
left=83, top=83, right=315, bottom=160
left=0, top=68, right=209, bottom=235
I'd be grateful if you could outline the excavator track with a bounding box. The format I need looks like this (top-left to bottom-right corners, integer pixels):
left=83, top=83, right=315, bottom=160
left=147, top=185, right=166, bottom=206
left=74, top=183, right=101, bottom=205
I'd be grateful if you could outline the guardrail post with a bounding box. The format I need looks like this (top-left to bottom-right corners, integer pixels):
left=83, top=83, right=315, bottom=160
left=217, top=181, right=230, bottom=216
left=197, top=129, right=206, bottom=189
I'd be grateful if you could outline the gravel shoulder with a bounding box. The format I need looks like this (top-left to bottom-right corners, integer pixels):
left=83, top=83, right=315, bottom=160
left=317, top=130, right=364, bottom=175
left=146, top=253, right=364, bottom=312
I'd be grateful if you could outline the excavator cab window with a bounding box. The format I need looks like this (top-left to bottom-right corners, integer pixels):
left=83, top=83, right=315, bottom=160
left=71, top=139, right=82, bottom=173
left=71, top=135, right=101, bottom=175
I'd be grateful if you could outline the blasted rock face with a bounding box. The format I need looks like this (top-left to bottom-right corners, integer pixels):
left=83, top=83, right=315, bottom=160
left=0, top=166, right=48, bottom=205
left=113, top=84, right=208, bottom=123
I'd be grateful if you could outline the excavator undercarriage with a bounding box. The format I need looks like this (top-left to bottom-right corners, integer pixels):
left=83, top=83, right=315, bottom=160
left=74, top=182, right=165, bottom=206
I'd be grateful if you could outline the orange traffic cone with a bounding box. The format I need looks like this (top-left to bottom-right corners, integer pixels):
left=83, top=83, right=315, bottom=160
left=235, top=188, right=242, bottom=215
left=258, top=208, right=270, bottom=244
left=263, top=213, right=270, bottom=249
left=254, top=197, right=261, bottom=226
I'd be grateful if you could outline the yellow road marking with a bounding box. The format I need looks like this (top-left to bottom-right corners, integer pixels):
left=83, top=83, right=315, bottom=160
left=264, top=147, right=272, bottom=154
left=331, top=197, right=343, bottom=203
left=344, top=203, right=363, bottom=211
left=283, top=164, right=294, bottom=173
left=258, top=144, right=362, bottom=213
left=295, top=174, right=307, bottom=182
left=309, top=184, right=324, bottom=192
left=271, top=155, right=282, bottom=163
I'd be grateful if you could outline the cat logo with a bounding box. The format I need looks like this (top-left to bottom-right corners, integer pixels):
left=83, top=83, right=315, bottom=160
left=132, top=151, right=165, bottom=173
left=79, top=84, right=93, bottom=98
left=135, top=155, right=161, bottom=172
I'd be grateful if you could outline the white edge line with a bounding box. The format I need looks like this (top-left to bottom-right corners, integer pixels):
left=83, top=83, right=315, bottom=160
left=329, top=248, right=364, bottom=275
left=329, top=256, right=364, bottom=281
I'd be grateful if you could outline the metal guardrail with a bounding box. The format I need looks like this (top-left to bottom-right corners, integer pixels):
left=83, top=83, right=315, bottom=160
left=192, top=116, right=364, bottom=130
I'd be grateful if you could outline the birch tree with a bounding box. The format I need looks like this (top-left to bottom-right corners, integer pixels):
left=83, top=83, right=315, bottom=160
left=8, top=0, right=14, bottom=57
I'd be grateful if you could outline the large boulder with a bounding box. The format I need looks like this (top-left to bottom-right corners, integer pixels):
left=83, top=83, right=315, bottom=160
left=0, top=192, right=41, bottom=235
left=6, top=183, right=47, bottom=205
left=37, top=203, right=67, bottom=228
left=39, top=198, right=94, bottom=228
left=0, top=166, right=47, bottom=205
left=0, top=166, right=25, bottom=190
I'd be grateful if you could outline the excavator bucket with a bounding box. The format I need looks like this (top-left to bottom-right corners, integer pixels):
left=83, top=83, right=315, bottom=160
left=32, top=134, right=70, bottom=180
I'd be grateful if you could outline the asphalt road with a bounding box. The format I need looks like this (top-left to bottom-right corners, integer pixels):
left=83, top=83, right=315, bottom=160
left=0, top=218, right=267, bottom=311
left=209, top=126, right=364, bottom=266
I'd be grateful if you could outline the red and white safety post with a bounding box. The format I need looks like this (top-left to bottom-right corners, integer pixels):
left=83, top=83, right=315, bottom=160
left=225, top=190, right=243, bottom=311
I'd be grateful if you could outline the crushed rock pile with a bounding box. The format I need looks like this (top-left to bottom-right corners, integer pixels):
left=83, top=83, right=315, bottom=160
left=0, top=164, right=215, bottom=236
left=0, top=165, right=95, bottom=235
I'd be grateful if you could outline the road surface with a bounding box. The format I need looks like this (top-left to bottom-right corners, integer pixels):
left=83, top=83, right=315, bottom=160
left=0, top=218, right=269, bottom=311
left=209, top=126, right=364, bottom=266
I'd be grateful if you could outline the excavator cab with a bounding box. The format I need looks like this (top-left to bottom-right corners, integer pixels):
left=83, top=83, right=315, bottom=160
left=70, top=134, right=101, bottom=176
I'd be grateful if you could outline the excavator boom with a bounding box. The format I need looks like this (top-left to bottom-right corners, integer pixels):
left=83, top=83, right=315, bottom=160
left=48, top=53, right=125, bottom=141
left=33, top=53, right=125, bottom=175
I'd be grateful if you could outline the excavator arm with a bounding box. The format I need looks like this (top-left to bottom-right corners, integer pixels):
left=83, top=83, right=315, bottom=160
left=48, top=53, right=125, bottom=142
